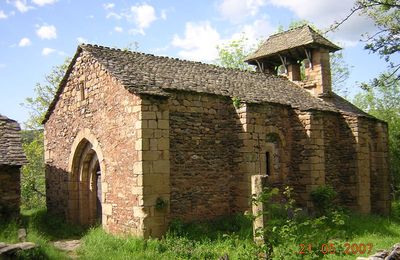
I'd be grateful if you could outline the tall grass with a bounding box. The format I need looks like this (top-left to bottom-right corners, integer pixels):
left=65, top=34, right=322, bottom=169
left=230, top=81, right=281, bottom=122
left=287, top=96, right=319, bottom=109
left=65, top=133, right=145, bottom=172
left=1, top=203, right=400, bottom=259
left=78, top=214, right=258, bottom=260
left=0, top=208, right=85, bottom=259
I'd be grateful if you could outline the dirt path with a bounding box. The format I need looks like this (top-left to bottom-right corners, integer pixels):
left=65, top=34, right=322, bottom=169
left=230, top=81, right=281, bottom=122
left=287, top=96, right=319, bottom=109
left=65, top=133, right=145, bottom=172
left=53, top=240, right=81, bottom=259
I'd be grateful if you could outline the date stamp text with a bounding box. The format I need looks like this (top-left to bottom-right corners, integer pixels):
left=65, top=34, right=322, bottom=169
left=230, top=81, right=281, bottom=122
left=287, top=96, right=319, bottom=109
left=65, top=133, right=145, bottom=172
left=298, top=242, right=373, bottom=255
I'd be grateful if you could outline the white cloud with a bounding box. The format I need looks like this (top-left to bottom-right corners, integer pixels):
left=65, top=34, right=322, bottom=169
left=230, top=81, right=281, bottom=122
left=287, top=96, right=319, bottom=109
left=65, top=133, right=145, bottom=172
left=32, top=0, right=57, bottom=6
left=18, top=37, right=31, bottom=47
left=103, top=3, right=115, bottom=10
left=152, top=45, right=170, bottom=56
left=114, top=26, right=123, bottom=33
left=77, top=37, right=88, bottom=43
left=106, top=12, right=121, bottom=19
left=172, top=21, right=222, bottom=62
left=230, top=18, right=275, bottom=47
left=13, top=0, right=33, bottom=13
left=41, top=47, right=66, bottom=56
left=161, top=9, right=167, bottom=20
left=217, top=0, right=267, bottom=22
left=267, top=0, right=376, bottom=44
left=126, top=3, right=157, bottom=35
left=36, top=24, right=57, bottom=40
left=0, top=10, right=8, bottom=19
left=42, top=47, right=55, bottom=56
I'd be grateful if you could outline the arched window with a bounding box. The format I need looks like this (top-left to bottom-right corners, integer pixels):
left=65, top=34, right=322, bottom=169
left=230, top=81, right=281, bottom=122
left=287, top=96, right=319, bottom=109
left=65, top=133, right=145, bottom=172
left=264, top=132, right=282, bottom=176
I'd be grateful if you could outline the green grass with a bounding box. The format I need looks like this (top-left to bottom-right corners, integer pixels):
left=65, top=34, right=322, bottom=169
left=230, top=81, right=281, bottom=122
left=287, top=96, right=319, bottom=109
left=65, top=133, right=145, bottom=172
left=0, top=208, right=85, bottom=259
left=272, top=213, right=400, bottom=259
left=77, top=215, right=258, bottom=260
left=1, top=204, right=400, bottom=259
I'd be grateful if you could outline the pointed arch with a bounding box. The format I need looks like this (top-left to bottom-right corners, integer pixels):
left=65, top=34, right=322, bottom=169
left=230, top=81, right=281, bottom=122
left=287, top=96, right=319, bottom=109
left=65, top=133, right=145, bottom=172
left=67, top=129, right=105, bottom=226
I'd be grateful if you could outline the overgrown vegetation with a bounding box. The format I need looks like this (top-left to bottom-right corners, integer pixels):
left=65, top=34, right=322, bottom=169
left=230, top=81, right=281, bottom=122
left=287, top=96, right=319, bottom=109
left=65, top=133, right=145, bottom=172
left=2, top=194, right=399, bottom=259
left=251, top=186, right=400, bottom=259
left=0, top=209, right=84, bottom=259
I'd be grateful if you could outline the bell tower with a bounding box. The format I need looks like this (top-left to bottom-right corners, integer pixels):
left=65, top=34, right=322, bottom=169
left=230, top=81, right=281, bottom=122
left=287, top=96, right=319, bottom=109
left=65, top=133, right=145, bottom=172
left=245, top=25, right=341, bottom=97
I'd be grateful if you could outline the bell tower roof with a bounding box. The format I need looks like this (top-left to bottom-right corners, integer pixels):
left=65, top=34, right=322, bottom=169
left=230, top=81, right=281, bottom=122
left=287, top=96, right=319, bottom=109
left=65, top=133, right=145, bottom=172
left=245, top=25, right=341, bottom=66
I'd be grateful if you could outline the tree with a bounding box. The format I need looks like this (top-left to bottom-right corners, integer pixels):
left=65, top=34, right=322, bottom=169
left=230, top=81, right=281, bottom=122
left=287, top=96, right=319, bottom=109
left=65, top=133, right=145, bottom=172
left=354, top=73, right=400, bottom=199
left=215, top=35, right=255, bottom=71
left=20, top=130, right=46, bottom=209
left=23, top=58, right=70, bottom=130
left=331, top=51, right=351, bottom=96
left=20, top=58, right=70, bottom=209
left=330, top=0, right=400, bottom=83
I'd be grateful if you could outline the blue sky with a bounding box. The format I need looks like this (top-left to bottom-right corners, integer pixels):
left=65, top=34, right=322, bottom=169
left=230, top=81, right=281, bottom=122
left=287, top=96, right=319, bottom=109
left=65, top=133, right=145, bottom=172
left=0, top=0, right=388, bottom=127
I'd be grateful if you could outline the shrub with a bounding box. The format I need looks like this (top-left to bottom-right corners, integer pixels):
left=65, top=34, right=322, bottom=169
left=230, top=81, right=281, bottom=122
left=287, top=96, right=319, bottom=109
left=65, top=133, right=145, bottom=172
left=310, top=185, right=338, bottom=216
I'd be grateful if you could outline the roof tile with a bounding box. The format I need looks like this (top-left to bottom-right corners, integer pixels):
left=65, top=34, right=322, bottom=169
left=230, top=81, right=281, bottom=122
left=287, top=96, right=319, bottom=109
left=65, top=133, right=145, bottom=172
left=246, top=25, right=341, bottom=62
left=0, top=115, right=27, bottom=166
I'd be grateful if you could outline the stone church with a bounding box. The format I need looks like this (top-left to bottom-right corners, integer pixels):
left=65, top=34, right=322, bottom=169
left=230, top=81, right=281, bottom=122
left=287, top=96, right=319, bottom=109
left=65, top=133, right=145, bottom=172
left=43, top=25, right=390, bottom=238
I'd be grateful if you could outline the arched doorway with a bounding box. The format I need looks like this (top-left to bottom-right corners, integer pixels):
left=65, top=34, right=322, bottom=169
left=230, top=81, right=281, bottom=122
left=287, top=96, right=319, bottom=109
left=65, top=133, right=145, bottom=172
left=69, top=138, right=102, bottom=226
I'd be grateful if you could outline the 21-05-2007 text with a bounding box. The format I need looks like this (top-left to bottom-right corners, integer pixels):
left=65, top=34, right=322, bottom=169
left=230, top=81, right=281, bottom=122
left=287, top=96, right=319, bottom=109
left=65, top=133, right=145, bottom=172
left=298, top=243, right=373, bottom=255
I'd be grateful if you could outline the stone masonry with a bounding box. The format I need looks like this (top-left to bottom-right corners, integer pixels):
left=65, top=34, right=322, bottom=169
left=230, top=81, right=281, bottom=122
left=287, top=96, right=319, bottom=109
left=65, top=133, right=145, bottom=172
left=43, top=26, right=391, bottom=238
left=0, top=166, right=21, bottom=218
left=0, top=114, right=27, bottom=219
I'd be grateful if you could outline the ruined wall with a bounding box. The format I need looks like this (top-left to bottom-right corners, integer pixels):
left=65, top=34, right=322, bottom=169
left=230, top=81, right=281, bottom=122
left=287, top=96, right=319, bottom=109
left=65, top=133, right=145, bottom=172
left=0, top=165, right=20, bottom=218
left=45, top=50, right=143, bottom=235
left=168, top=91, right=241, bottom=221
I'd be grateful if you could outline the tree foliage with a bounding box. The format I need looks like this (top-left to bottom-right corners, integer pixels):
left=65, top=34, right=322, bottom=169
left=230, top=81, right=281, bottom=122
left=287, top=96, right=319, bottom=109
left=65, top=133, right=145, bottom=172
left=215, top=35, right=255, bottom=71
left=21, top=130, right=46, bottom=209
left=20, top=58, right=70, bottom=209
left=330, top=0, right=400, bottom=83
left=331, top=51, right=351, bottom=96
left=22, top=58, right=70, bottom=129
left=354, top=72, right=400, bottom=198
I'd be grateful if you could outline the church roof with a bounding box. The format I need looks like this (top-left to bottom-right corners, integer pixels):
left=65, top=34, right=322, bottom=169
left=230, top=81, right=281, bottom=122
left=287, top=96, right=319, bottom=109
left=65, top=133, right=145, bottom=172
left=245, top=25, right=341, bottom=64
left=43, top=43, right=372, bottom=123
left=0, top=114, right=27, bottom=166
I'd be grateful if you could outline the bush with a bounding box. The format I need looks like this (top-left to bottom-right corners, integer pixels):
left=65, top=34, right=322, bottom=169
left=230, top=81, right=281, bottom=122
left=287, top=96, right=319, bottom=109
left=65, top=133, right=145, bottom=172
left=310, top=185, right=338, bottom=216
left=392, top=200, right=400, bottom=220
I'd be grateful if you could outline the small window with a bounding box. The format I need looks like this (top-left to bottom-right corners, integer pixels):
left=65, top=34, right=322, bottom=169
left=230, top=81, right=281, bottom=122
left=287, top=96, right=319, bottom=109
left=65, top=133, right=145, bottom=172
left=266, top=152, right=271, bottom=176
left=79, top=82, right=85, bottom=101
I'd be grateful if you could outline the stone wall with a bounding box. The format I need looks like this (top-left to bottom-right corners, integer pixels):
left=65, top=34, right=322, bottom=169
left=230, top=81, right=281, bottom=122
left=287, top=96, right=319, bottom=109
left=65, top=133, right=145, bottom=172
left=168, top=91, right=241, bottom=221
left=323, top=114, right=358, bottom=209
left=0, top=165, right=20, bottom=218
left=351, top=116, right=391, bottom=214
left=304, top=49, right=332, bottom=96
left=137, top=96, right=170, bottom=238
left=45, top=50, right=143, bottom=235
left=234, top=103, right=292, bottom=210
